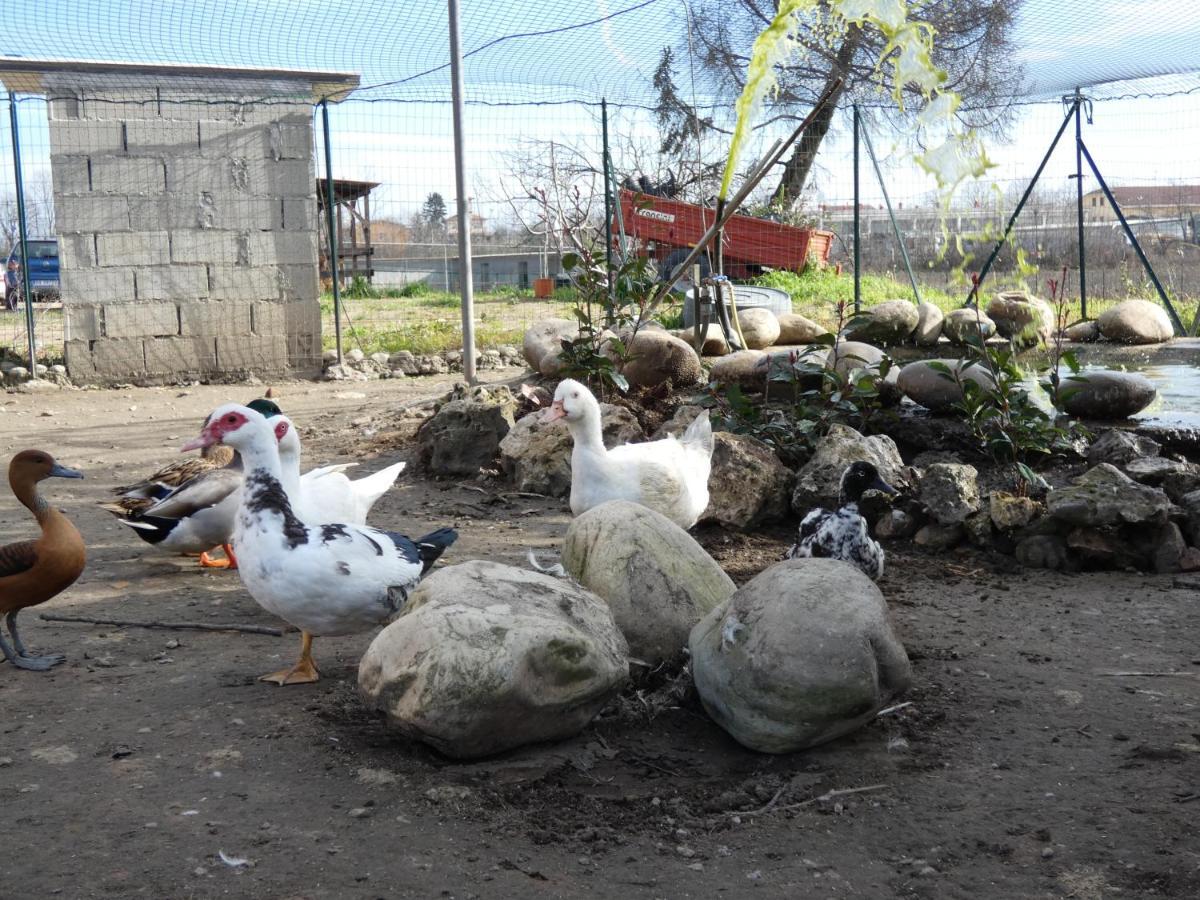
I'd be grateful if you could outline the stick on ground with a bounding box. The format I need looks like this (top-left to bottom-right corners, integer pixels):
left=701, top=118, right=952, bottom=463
left=39, top=612, right=283, bottom=637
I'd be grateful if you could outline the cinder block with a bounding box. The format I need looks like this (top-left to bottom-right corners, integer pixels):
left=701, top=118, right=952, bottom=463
left=180, top=299, right=253, bottom=336
left=244, top=230, right=318, bottom=266
left=144, top=336, right=218, bottom=375
left=284, top=298, right=322, bottom=371
left=170, top=230, right=239, bottom=264
left=277, top=263, right=319, bottom=302
left=125, top=120, right=200, bottom=152
left=207, top=264, right=278, bottom=301
left=251, top=300, right=287, bottom=335
left=63, top=303, right=101, bottom=341
left=198, top=120, right=270, bottom=159
left=58, top=195, right=129, bottom=232
left=127, top=195, right=169, bottom=230
left=134, top=265, right=209, bottom=301
left=63, top=339, right=97, bottom=380
left=49, top=94, right=82, bottom=121
left=60, top=268, right=134, bottom=304
left=280, top=198, right=317, bottom=231
left=166, top=155, right=238, bottom=192
left=268, top=122, right=312, bottom=160
left=91, top=156, right=166, bottom=194
left=49, top=120, right=124, bottom=154
left=90, top=338, right=147, bottom=377
left=82, top=91, right=158, bottom=121
left=97, top=231, right=170, bottom=267
left=215, top=333, right=289, bottom=373
left=104, top=301, right=179, bottom=338
left=263, top=159, right=316, bottom=198
left=57, top=233, right=96, bottom=270
left=51, top=157, right=91, bottom=195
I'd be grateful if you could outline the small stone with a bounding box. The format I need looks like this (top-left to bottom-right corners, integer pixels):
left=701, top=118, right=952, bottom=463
left=165, top=639, right=180, bottom=650
left=1041, top=847, right=1055, bottom=859
left=348, top=807, right=373, bottom=819
left=676, top=846, right=696, bottom=859
left=914, top=522, right=964, bottom=551
left=0, top=756, right=12, bottom=767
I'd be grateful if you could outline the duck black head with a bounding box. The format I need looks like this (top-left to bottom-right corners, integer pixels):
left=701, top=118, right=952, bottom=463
left=839, top=461, right=897, bottom=507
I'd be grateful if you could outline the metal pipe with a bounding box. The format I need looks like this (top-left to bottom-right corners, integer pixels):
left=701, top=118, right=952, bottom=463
left=853, top=104, right=861, bottom=314
left=1079, top=139, right=1185, bottom=335
left=964, top=100, right=1076, bottom=307
left=861, top=117, right=921, bottom=305
left=601, top=97, right=611, bottom=320
left=8, top=93, right=35, bottom=378
left=1073, top=90, right=1087, bottom=318
left=448, top=0, right=477, bottom=384
left=320, top=99, right=343, bottom=367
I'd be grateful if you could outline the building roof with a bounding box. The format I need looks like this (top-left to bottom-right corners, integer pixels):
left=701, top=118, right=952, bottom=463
left=1087, top=185, right=1200, bottom=207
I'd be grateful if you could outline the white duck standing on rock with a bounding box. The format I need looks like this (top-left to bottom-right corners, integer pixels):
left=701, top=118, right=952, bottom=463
left=183, top=404, right=457, bottom=685
left=546, top=378, right=714, bottom=529
left=786, top=461, right=897, bottom=580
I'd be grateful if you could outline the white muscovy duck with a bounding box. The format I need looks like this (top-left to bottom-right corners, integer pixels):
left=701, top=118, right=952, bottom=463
left=545, top=378, right=714, bottom=529
left=183, top=403, right=457, bottom=685
left=271, top=414, right=405, bottom=525
left=785, top=461, right=897, bottom=580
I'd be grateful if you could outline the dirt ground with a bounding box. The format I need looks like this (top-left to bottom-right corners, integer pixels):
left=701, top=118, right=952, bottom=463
left=2, top=371, right=1199, bottom=900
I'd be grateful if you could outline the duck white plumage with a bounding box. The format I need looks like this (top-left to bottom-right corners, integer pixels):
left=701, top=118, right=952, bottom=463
left=183, top=404, right=456, bottom=685
left=546, top=378, right=713, bottom=529
left=272, top=415, right=405, bottom=525
left=785, top=461, right=897, bottom=580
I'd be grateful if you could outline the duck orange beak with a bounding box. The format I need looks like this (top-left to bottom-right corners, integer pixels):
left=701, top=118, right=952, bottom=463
left=181, top=429, right=217, bottom=452
left=544, top=400, right=566, bottom=422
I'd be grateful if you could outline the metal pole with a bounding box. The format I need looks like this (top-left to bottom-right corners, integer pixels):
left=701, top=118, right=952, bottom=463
left=8, top=93, right=36, bottom=378
left=859, top=116, right=921, bottom=304
left=965, top=101, right=1076, bottom=307
left=1073, top=90, right=1087, bottom=319
left=320, top=99, right=343, bottom=366
left=1079, top=139, right=1185, bottom=335
left=852, top=104, right=861, bottom=314
left=601, top=97, right=611, bottom=322
left=448, top=0, right=477, bottom=384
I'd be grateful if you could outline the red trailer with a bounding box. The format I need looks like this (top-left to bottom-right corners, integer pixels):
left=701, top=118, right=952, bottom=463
left=618, top=189, right=834, bottom=277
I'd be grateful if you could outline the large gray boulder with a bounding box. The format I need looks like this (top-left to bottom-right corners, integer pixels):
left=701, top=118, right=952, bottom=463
left=709, top=349, right=767, bottom=390
left=700, top=433, right=794, bottom=531
left=986, top=291, right=1055, bottom=347
left=613, top=329, right=703, bottom=389
left=897, top=359, right=996, bottom=412
left=358, top=560, right=629, bottom=759
left=689, top=558, right=912, bottom=753
left=499, top=405, right=643, bottom=497
left=1047, top=463, right=1172, bottom=528
left=843, top=300, right=919, bottom=346
left=1124, top=456, right=1196, bottom=487
left=417, top=385, right=517, bottom=476
left=1058, top=370, right=1156, bottom=420
left=1086, top=429, right=1160, bottom=467
left=1097, top=299, right=1174, bottom=344
left=675, top=324, right=729, bottom=357
left=942, top=308, right=997, bottom=346
left=776, top=313, right=829, bottom=345
left=919, top=463, right=981, bottom=525
left=562, top=501, right=735, bottom=665
left=737, top=308, right=782, bottom=349
left=914, top=302, right=945, bottom=347
left=522, top=318, right=577, bottom=374
left=1063, top=320, right=1100, bottom=343
left=828, top=341, right=900, bottom=403
left=792, top=424, right=907, bottom=514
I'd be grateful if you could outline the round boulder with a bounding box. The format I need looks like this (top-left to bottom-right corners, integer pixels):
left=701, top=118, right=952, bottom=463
left=674, top=324, right=729, bottom=357
left=522, top=318, right=577, bottom=373
left=942, top=308, right=996, bottom=346
left=709, top=349, right=767, bottom=390
left=613, top=330, right=703, bottom=390
left=736, top=307, right=782, bottom=349
left=843, top=300, right=919, bottom=346
left=689, top=558, right=912, bottom=753
left=1097, top=299, right=1174, bottom=344
left=776, top=313, right=829, bottom=345
left=499, top=404, right=643, bottom=497
left=359, top=560, right=628, bottom=759
left=897, top=359, right=996, bottom=412
left=1058, top=370, right=1156, bottom=420
left=914, top=301, right=944, bottom=347
left=986, top=291, right=1055, bottom=347
left=563, top=501, right=735, bottom=665
left=1063, top=320, right=1100, bottom=343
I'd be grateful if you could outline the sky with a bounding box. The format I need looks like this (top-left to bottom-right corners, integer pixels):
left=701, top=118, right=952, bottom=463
left=1, top=0, right=1199, bottom=230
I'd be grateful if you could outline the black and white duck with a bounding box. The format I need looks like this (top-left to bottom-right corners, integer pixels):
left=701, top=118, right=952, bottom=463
left=785, top=461, right=897, bottom=580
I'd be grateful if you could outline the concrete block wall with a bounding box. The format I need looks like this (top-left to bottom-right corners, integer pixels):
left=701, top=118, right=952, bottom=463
left=46, top=72, right=323, bottom=382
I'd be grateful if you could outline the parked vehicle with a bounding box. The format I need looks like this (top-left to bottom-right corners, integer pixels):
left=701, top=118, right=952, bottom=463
left=5, top=238, right=60, bottom=310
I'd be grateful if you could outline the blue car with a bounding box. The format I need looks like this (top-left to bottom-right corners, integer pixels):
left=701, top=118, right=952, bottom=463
left=5, top=238, right=59, bottom=310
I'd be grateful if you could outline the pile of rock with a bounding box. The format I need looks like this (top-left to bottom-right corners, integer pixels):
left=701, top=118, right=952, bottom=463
left=322, top=345, right=525, bottom=382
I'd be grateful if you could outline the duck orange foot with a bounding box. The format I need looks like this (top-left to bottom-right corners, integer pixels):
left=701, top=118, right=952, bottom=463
left=199, top=544, right=239, bottom=569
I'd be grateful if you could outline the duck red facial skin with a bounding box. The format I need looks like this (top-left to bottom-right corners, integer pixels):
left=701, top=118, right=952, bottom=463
left=274, top=421, right=290, bottom=443
left=182, top=410, right=250, bottom=451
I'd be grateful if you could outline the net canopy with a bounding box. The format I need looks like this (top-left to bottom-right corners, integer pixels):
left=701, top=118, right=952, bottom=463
left=5, top=0, right=1199, bottom=105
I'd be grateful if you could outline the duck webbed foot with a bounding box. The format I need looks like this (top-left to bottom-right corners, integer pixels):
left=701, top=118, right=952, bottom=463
left=1, top=612, right=66, bottom=671
left=259, top=631, right=320, bottom=686
left=199, top=544, right=239, bottom=569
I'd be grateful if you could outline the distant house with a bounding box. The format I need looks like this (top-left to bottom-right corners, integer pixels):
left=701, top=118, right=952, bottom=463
left=1081, top=185, right=1200, bottom=222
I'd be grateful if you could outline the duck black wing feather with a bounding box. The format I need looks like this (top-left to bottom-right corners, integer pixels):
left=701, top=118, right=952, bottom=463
left=0, top=540, right=37, bottom=579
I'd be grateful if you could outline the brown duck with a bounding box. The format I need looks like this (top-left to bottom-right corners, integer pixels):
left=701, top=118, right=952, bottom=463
left=0, top=450, right=86, bottom=671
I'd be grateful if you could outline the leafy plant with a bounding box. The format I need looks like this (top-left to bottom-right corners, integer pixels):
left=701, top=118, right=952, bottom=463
left=1040, top=269, right=1085, bottom=411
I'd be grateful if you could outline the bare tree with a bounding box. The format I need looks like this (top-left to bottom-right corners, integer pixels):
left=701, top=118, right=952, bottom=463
left=686, top=0, right=1023, bottom=209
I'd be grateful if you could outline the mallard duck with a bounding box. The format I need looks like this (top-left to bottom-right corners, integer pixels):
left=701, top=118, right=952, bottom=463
left=272, top=415, right=405, bottom=525
left=104, top=398, right=281, bottom=568
left=1, top=450, right=85, bottom=671
left=183, top=403, right=457, bottom=685
left=546, top=378, right=714, bottom=529
left=786, top=461, right=897, bottom=580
